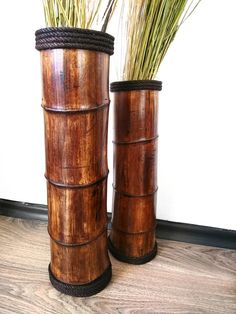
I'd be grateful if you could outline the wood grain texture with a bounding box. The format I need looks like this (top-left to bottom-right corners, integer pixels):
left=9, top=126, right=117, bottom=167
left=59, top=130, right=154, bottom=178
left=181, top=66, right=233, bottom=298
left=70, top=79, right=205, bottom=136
left=41, top=49, right=110, bottom=285
left=0, top=216, right=235, bottom=314
left=110, top=89, right=159, bottom=258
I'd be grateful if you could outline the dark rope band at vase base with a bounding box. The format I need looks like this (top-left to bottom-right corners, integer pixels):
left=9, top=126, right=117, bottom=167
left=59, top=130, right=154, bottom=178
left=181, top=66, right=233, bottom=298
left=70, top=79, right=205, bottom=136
left=48, top=264, right=112, bottom=297
left=35, top=27, right=114, bottom=55
left=108, top=236, right=158, bottom=265
left=110, top=80, right=162, bottom=92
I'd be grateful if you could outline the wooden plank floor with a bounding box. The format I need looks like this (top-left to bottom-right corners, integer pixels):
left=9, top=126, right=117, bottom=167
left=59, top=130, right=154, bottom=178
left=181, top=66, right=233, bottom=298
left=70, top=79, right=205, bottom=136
left=0, top=216, right=235, bottom=314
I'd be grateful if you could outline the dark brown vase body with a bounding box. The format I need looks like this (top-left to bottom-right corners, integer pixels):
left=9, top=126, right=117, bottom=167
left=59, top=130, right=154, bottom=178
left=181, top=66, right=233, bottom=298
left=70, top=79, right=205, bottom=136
left=36, top=28, right=114, bottom=296
left=109, top=80, right=162, bottom=264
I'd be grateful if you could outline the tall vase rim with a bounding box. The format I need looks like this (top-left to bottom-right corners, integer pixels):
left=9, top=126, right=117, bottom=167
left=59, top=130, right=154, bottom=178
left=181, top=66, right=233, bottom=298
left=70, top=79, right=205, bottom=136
left=35, top=27, right=114, bottom=55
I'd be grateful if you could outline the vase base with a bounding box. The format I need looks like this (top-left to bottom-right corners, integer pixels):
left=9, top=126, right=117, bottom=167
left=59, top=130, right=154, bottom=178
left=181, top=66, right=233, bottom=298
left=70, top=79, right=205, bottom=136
left=48, top=263, right=112, bottom=297
left=108, top=236, right=157, bottom=265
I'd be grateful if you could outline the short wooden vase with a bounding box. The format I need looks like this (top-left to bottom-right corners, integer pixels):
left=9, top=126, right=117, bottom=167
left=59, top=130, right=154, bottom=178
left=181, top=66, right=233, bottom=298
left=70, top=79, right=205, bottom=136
left=108, top=80, right=162, bottom=264
left=35, top=28, right=114, bottom=296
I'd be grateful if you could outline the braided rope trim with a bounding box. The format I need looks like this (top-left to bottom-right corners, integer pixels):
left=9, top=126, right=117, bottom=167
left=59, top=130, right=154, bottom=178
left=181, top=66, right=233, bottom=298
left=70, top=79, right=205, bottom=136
left=108, top=236, right=157, bottom=265
left=35, top=28, right=114, bottom=55
left=36, top=27, right=114, bottom=40
left=37, top=37, right=114, bottom=50
left=36, top=42, right=114, bottom=55
left=110, top=80, right=162, bottom=92
left=48, top=264, right=112, bottom=297
left=36, top=30, right=114, bottom=44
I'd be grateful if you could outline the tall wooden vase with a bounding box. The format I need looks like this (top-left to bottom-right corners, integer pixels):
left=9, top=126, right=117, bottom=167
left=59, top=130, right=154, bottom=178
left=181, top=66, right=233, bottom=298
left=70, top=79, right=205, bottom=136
left=35, top=28, right=114, bottom=296
left=108, top=80, right=162, bottom=264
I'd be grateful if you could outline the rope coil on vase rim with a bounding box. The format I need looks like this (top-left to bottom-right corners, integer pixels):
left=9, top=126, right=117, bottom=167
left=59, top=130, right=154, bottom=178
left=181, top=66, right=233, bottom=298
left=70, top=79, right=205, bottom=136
left=48, top=264, right=112, bottom=297
left=35, top=27, right=114, bottom=55
left=110, top=80, right=162, bottom=92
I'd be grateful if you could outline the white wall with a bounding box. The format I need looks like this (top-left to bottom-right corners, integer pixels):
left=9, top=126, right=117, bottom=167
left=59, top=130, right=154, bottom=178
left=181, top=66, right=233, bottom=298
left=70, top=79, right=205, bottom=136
left=0, top=1, right=235, bottom=230
left=0, top=1, right=46, bottom=204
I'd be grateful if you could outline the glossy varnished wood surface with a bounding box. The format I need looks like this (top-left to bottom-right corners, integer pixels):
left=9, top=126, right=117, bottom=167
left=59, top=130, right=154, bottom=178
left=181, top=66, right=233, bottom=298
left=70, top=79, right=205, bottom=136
left=41, top=49, right=110, bottom=110
left=41, top=49, right=110, bottom=284
left=0, top=216, right=235, bottom=314
left=111, top=90, right=159, bottom=257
